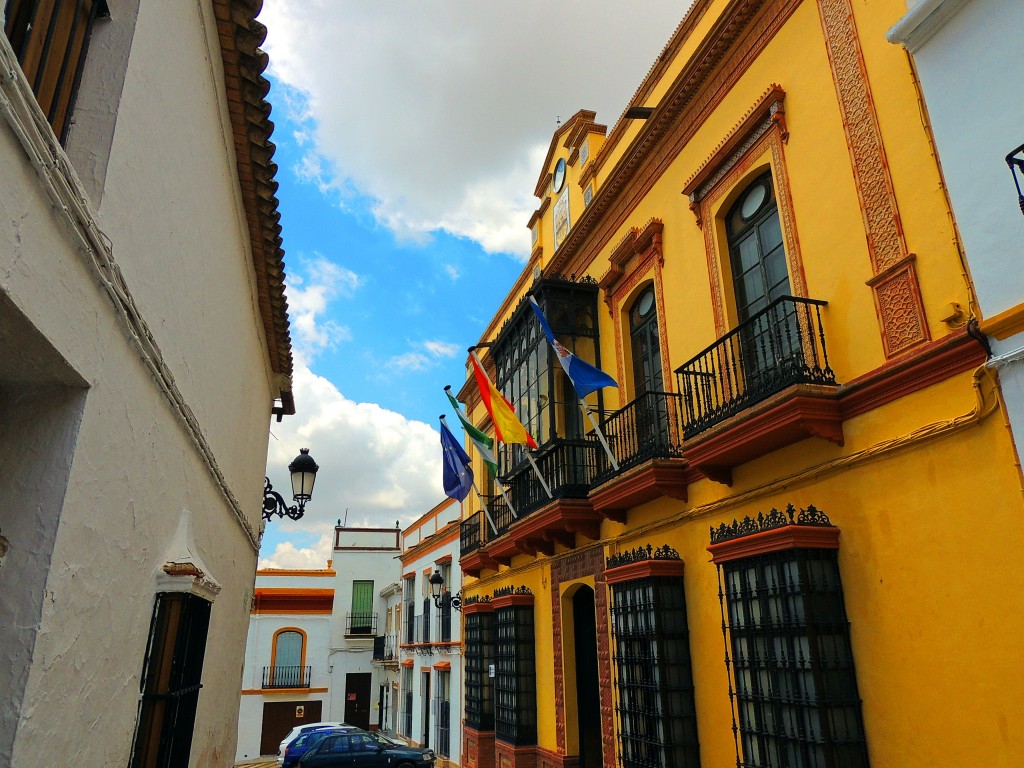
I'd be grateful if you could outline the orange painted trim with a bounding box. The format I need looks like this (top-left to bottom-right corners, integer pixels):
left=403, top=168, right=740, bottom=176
left=420, top=667, right=432, bottom=673
left=605, top=559, right=685, bottom=584
left=432, top=661, right=452, bottom=670
left=435, top=554, right=453, bottom=565
left=256, top=569, right=335, bottom=577
left=491, top=593, right=535, bottom=609
left=403, top=572, right=416, bottom=581
left=253, top=589, right=333, bottom=614
left=707, top=525, right=840, bottom=564
left=402, top=498, right=458, bottom=538
left=462, top=601, right=494, bottom=615
left=980, top=303, right=1024, bottom=340
left=242, top=687, right=328, bottom=695
left=401, top=525, right=460, bottom=563
left=401, top=659, right=414, bottom=667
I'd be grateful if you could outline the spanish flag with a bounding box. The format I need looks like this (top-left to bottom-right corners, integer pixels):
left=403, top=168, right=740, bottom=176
left=469, top=350, right=538, bottom=449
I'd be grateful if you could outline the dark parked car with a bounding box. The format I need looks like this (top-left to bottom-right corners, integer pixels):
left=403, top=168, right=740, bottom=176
left=299, top=730, right=436, bottom=768
left=283, top=726, right=357, bottom=768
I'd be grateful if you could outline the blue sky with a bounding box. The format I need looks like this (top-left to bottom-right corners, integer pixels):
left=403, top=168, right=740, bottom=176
left=256, top=1, right=689, bottom=568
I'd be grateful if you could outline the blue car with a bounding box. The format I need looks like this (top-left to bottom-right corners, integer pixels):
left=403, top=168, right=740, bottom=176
left=282, top=726, right=356, bottom=768
left=299, top=730, right=435, bottom=768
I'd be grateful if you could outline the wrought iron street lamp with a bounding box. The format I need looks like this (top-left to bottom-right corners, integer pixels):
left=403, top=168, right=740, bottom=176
left=1006, top=143, right=1024, bottom=216
left=429, top=569, right=462, bottom=612
left=263, top=448, right=319, bottom=521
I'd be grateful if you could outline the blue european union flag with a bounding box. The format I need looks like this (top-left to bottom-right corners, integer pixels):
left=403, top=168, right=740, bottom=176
left=440, top=417, right=474, bottom=502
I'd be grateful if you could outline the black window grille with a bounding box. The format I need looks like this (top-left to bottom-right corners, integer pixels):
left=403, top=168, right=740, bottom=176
left=130, top=592, right=211, bottom=768
left=422, top=597, right=432, bottom=644
left=3, top=0, right=108, bottom=143
left=465, top=610, right=495, bottom=730
left=433, top=669, right=451, bottom=758
left=494, top=604, right=536, bottom=745
left=440, top=592, right=452, bottom=643
left=406, top=600, right=416, bottom=644
left=402, top=667, right=414, bottom=738
left=610, top=576, right=701, bottom=768
left=719, top=548, right=869, bottom=767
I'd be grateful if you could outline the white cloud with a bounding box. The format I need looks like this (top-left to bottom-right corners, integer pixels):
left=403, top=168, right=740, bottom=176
left=444, top=264, right=460, bottom=281
left=287, top=256, right=361, bottom=360
left=262, top=363, right=444, bottom=555
left=259, top=1, right=689, bottom=258
left=384, top=339, right=460, bottom=372
left=422, top=340, right=459, bottom=358
left=259, top=527, right=334, bottom=570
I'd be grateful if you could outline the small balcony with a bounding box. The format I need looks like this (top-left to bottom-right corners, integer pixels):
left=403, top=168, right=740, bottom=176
left=373, top=634, right=399, bottom=663
left=262, top=665, right=311, bottom=689
left=345, top=612, right=377, bottom=637
left=674, top=296, right=843, bottom=483
left=460, top=510, right=483, bottom=556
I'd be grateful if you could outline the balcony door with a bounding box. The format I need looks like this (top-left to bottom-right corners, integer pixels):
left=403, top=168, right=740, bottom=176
left=629, top=286, right=667, bottom=450
left=272, top=630, right=303, bottom=687
left=726, top=172, right=797, bottom=383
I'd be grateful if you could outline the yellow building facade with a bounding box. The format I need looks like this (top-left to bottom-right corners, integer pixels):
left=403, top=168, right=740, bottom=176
left=456, top=1, right=1024, bottom=767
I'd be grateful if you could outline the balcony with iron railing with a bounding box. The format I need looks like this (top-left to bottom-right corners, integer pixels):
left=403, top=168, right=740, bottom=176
left=404, top=602, right=416, bottom=645
left=673, top=295, right=842, bottom=483
left=345, top=612, right=377, bottom=637
left=372, top=634, right=399, bottom=663
left=460, top=296, right=845, bottom=574
left=262, top=665, right=311, bottom=689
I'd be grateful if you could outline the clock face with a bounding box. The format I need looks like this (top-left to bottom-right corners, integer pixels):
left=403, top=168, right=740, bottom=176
left=553, top=158, right=567, bottom=193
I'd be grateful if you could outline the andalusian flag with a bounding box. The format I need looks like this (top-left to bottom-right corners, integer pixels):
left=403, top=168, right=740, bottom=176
left=445, top=386, right=498, bottom=476
left=469, top=350, right=538, bottom=448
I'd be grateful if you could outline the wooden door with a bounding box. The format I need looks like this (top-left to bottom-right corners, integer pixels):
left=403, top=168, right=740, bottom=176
left=260, top=699, right=322, bottom=755
left=344, top=672, right=372, bottom=730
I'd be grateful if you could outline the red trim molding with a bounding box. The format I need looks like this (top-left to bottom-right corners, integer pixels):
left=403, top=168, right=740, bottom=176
left=491, top=593, right=535, bottom=610
left=707, top=525, right=840, bottom=563
left=400, top=659, right=414, bottom=667
left=605, top=558, right=686, bottom=584
left=462, top=600, right=495, bottom=615
left=589, top=459, right=695, bottom=522
left=487, top=499, right=602, bottom=565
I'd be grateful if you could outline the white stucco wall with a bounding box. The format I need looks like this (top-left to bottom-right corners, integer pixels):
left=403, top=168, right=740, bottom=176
left=889, top=0, right=1024, bottom=317
left=0, top=0, right=280, bottom=765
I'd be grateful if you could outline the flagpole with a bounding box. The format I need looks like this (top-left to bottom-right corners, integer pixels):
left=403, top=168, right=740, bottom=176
left=470, top=478, right=500, bottom=537
left=493, top=477, right=518, bottom=519
left=581, top=399, right=619, bottom=471
left=525, top=449, right=553, bottom=498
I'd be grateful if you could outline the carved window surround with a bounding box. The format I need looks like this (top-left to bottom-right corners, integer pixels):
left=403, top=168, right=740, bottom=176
left=682, top=84, right=789, bottom=226
left=681, top=86, right=808, bottom=338
left=597, top=218, right=673, bottom=393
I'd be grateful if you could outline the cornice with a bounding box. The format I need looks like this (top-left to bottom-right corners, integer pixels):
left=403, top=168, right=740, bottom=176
left=212, top=0, right=294, bottom=416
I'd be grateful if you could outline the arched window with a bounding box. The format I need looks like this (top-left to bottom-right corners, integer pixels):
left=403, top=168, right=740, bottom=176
left=726, top=172, right=798, bottom=379
left=628, top=285, right=668, bottom=449
left=629, top=285, right=662, bottom=397
left=272, top=629, right=304, bottom=687
left=726, top=171, right=789, bottom=322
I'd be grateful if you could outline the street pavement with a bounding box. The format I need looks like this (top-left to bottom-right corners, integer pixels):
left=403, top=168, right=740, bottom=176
left=234, top=758, right=277, bottom=768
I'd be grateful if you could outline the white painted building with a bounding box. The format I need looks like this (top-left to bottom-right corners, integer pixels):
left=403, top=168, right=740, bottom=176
left=373, top=579, right=405, bottom=738
left=398, top=499, right=464, bottom=767
left=235, top=525, right=403, bottom=761
left=888, top=0, right=1024, bottom=454
left=0, top=2, right=295, bottom=766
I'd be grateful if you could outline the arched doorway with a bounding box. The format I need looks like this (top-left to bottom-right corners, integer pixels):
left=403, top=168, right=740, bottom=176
left=572, top=586, right=602, bottom=768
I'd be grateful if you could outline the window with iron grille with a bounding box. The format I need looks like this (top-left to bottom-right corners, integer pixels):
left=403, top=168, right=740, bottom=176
left=488, top=277, right=604, bottom=474
left=464, top=610, right=494, bottom=730
left=717, top=545, right=869, bottom=767
left=422, top=597, right=432, bottom=643
left=610, top=576, right=701, bottom=768
left=401, top=666, right=414, bottom=738
left=434, top=671, right=451, bottom=757
left=494, top=604, right=536, bottom=745
left=3, top=0, right=108, bottom=143
left=129, top=592, right=211, bottom=768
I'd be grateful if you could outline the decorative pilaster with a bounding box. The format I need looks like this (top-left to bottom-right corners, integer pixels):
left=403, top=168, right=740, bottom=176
left=817, top=0, right=929, bottom=357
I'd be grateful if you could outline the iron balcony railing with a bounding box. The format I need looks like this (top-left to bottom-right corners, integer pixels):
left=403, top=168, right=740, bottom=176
left=262, top=665, right=311, bottom=689
left=415, top=613, right=432, bottom=644
left=345, top=612, right=377, bottom=636
left=437, top=597, right=453, bottom=643
left=373, top=634, right=399, bottom=661
left=461, top=510, right=483, bottom=556
left=498, top=437, right=598, bottom=530
left=592, top=391, right=686, bottom=484
left=674, top=296, right=835, bottom=438
left=433, top=697, right=452, bottom=757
